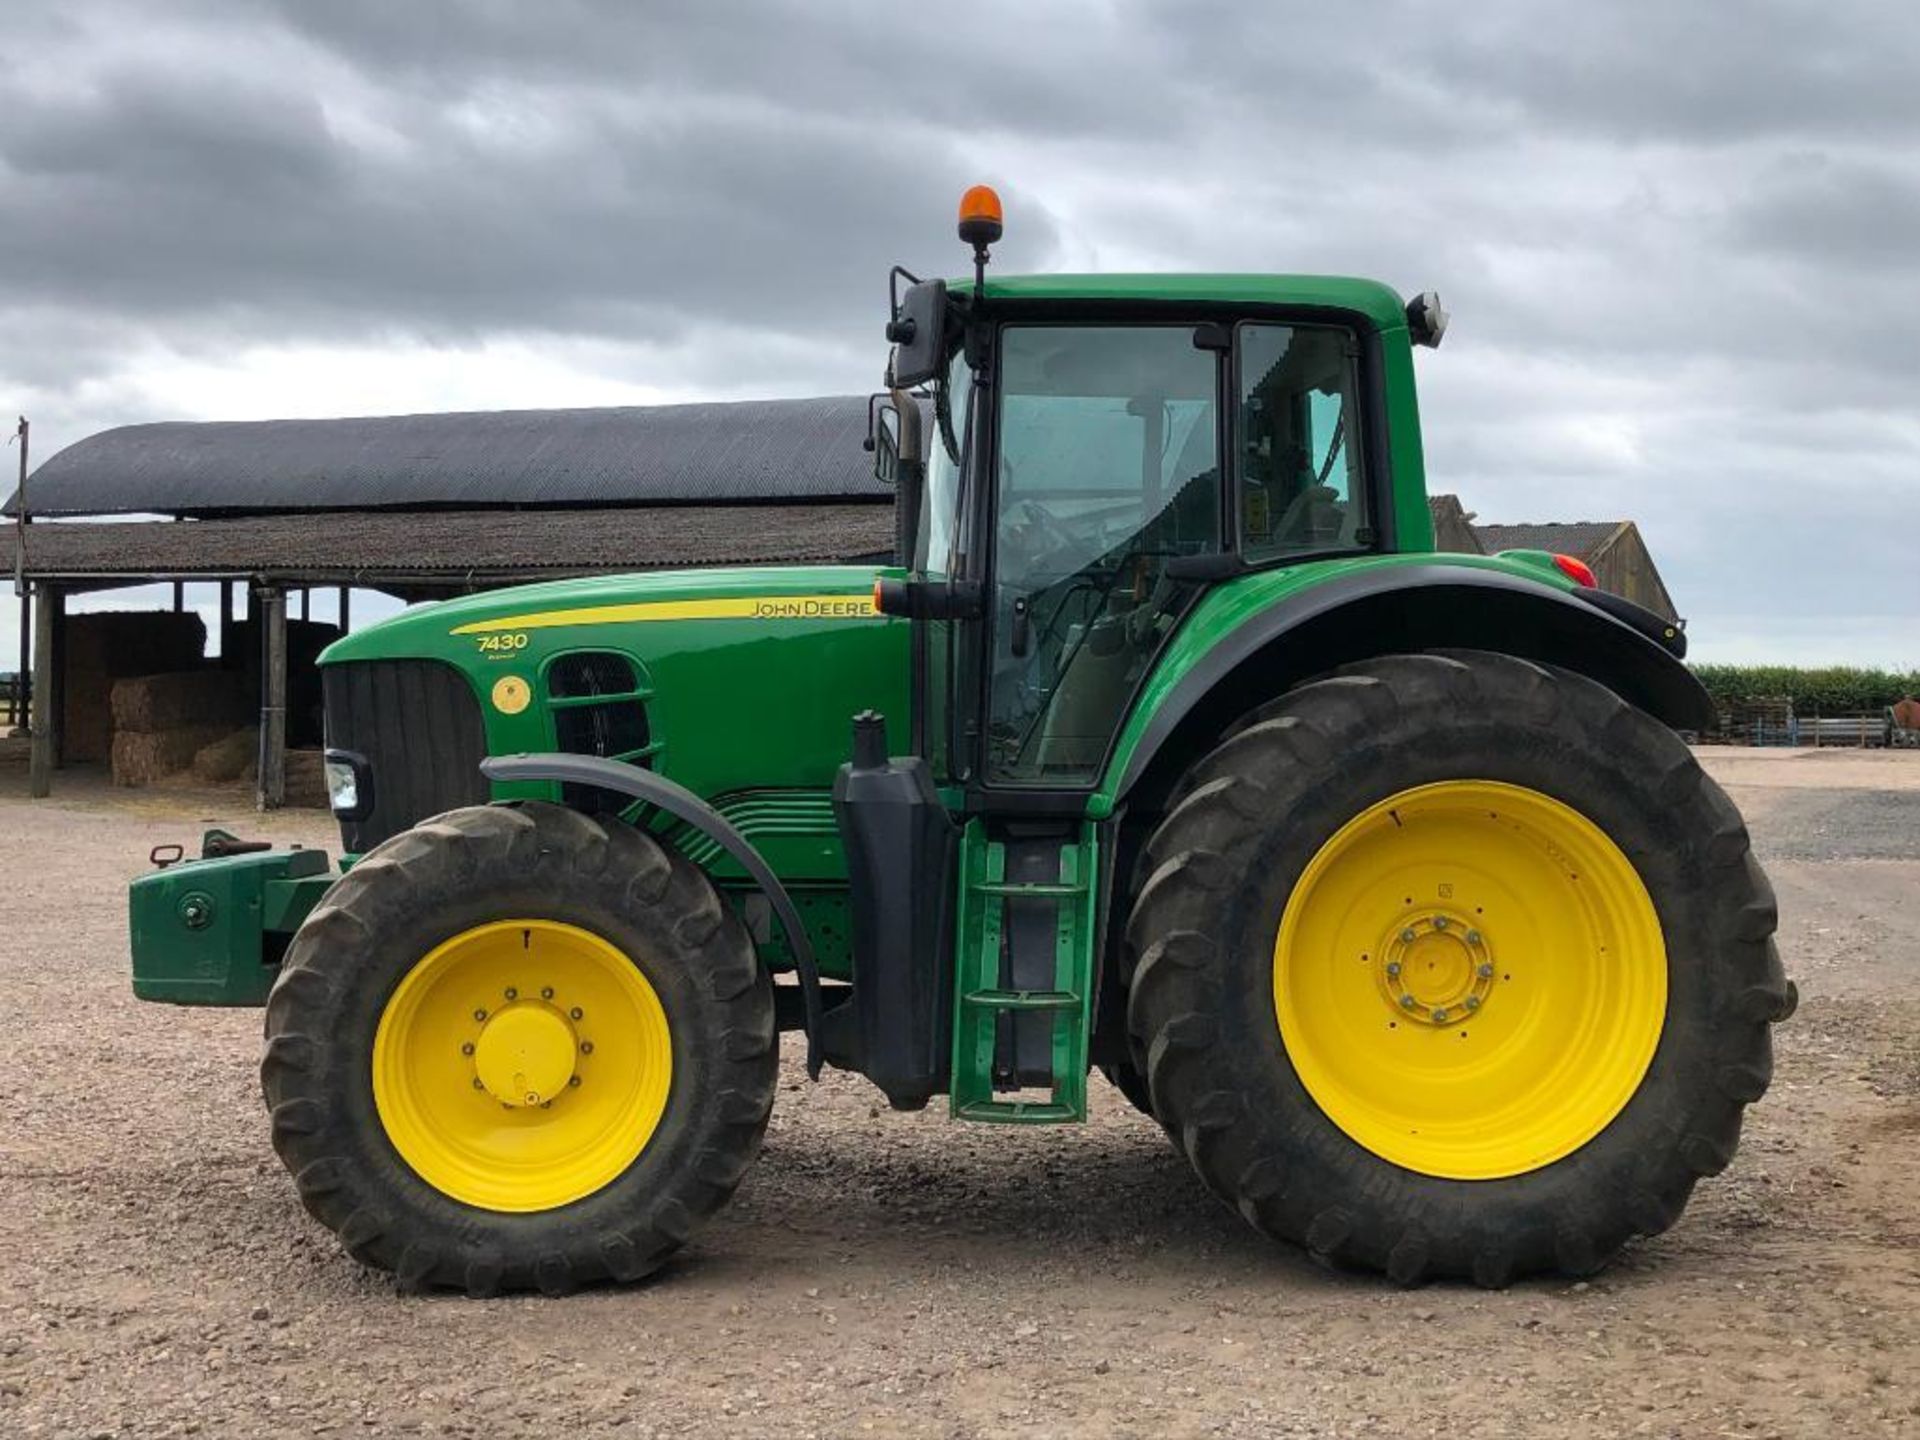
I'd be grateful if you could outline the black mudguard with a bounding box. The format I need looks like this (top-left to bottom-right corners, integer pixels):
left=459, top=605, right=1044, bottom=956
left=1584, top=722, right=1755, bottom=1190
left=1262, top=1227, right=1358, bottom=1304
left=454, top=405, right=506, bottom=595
left=479, top=753, right=828, bottom=1076
left=1114, top=563, right=1713, bottom=808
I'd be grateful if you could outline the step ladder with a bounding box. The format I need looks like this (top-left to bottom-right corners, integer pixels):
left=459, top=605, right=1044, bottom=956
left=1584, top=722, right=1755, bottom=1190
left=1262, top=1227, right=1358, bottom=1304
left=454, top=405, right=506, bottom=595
left=949, top=820, right=1099, bottom=1123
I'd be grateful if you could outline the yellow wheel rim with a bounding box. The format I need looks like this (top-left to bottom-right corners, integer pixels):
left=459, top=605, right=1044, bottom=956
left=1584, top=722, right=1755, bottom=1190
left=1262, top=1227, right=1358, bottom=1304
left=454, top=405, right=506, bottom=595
left=1273, top=781, right=1666, bottom=1180
left=372, top=919, right=672, bottom=1212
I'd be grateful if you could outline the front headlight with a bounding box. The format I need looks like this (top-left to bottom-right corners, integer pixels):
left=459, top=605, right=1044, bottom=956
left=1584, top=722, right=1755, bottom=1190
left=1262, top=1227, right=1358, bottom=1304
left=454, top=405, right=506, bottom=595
left=323, top=749, right=374, bottom=821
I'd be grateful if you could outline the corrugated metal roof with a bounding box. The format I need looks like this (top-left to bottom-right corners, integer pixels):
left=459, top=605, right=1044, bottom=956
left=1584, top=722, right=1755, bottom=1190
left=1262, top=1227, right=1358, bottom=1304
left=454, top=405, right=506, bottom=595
left=5, top=396, right=893, bottom=519
left=1472, top=521, right=1625, bottom=559
left=2, top=503, right=895, bottom=584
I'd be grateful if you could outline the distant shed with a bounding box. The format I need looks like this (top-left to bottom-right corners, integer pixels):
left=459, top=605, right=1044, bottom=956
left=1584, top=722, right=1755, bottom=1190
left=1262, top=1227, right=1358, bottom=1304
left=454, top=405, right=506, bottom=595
left=1426, top=496, right=1679, bottom=624
left=1472, top=521, right=1678, bottom=623
left=1426, top=494, right=1485, bottom=555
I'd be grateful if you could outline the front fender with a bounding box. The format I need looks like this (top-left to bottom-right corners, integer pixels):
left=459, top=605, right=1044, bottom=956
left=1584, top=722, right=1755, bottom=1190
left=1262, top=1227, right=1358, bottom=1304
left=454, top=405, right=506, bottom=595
left=480, top=753, right=828, bottom=1076
left=1097, top=557, right=1711, bottom=816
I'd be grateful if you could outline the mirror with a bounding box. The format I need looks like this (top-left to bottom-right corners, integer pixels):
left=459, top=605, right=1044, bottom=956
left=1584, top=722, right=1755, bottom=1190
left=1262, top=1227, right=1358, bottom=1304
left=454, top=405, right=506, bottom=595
left=886, top=279, right=948, bottom=388
left=871, top=403, right=902, bottom=484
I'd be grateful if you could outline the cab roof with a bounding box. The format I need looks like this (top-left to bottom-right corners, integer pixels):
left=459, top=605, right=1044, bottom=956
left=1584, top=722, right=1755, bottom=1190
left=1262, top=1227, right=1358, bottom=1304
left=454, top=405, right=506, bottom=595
left=975, top=274, right=1410, bottom=329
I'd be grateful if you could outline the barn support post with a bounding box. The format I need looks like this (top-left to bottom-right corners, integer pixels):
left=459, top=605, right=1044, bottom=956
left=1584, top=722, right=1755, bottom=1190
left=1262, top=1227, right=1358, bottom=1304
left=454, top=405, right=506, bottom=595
left=256, top=584, right=287, bottom=811
left=337, top=585, right=350, bottom=630
left=218, top=581, right=234, bottom=663
left=13, top=586, right=28, bottom=734
left=171, top=581, right=185, bottom=613
left=28, top=583, right=60, bottom=798
left=12, top=416, right=29, bottom=737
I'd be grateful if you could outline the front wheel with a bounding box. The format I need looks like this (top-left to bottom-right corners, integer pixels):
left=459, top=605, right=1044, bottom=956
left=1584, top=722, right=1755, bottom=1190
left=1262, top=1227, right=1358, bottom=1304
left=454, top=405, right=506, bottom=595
left=1126, top=651, right=1792, bottom=1285
left=261, top=802, right=777, bottom=1294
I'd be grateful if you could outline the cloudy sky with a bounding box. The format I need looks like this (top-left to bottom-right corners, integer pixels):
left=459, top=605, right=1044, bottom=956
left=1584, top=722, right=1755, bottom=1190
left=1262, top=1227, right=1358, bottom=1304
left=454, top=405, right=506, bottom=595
left=4, top=0, right=1917, bottom=670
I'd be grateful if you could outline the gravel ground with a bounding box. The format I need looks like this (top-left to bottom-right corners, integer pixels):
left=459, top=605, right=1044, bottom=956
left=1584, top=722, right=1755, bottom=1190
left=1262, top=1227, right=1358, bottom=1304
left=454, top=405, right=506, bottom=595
left=1, top=747, right=1916, bottom=1439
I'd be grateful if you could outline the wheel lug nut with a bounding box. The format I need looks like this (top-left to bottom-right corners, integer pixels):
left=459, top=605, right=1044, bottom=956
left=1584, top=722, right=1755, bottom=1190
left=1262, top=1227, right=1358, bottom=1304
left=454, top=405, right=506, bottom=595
left=569, top=1007, right=584, bottom=1021
left=1399, top=995, right=1417, bottom=1010
left=461, top=1042, right=475, bottom=1056
left=471, top=1077, right=484, bottom=1090
left=580, top=1041, right=594, bottom=1055
left=472, top=1008, right=487, bottom=1022
left=568, top=1076, right=581, bottom=1087
left=540, top=987, right=555, bottom=1000
left=1385, top=961, right=1402, bottom=978
left=1478, top=963, right=1494, bottom=979
left=1432, top=916, right=1449, bottom=931
left=1467, top=931, right=1482, bottom=945
left=504, top=987, right=517, bottom=1000
left=1465, top=996, right=1482, bottom=1011
left=1400, top=928, right=1417, bottom=943
left=1432, top=1007, right=1448, bottom=1022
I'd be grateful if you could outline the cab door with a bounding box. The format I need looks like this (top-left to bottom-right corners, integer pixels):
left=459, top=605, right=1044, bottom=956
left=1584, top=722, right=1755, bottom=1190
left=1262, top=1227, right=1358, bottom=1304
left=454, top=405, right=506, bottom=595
left=979, top=322, right=1224, bottom=789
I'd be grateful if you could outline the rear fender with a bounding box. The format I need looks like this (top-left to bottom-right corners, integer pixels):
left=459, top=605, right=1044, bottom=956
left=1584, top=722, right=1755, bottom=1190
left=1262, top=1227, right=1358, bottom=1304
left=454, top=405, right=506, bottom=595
left=1103, top=563, right=1711, bottom=815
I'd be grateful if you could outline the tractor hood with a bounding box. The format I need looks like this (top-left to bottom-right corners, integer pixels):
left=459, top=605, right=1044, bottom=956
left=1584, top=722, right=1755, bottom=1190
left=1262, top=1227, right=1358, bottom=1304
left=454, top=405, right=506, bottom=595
left=320, top=564, right=893, bottom=666
left=315, top=562, right=910, bottom=840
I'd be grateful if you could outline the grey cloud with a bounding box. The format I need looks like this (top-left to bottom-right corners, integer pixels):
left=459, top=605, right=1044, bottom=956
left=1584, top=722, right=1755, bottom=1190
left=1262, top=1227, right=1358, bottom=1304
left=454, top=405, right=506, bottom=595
left=0, top=0, right=1915, bottom=663
left=1728, top=152, right=1920, bottom=271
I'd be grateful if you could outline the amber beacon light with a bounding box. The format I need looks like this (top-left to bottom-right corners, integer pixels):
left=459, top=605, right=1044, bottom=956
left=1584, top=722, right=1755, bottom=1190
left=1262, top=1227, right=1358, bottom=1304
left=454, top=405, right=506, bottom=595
left=957, top=185, right=1004, bottom=247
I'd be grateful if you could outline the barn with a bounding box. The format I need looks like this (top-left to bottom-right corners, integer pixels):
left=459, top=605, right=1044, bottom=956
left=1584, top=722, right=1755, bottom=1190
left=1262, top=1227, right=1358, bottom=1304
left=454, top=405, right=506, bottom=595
left=4, top=399, right=894, bottom=806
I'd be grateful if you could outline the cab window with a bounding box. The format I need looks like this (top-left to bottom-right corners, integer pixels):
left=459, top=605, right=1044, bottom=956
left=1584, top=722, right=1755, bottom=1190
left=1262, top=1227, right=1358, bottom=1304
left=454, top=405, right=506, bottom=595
left=1236, top=324, right=1369, bottom=562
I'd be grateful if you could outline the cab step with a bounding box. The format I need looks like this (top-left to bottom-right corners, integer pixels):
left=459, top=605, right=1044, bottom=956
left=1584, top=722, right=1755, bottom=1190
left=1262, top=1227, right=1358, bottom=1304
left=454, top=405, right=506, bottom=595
left=949, top=820, right=1099, bottom=1124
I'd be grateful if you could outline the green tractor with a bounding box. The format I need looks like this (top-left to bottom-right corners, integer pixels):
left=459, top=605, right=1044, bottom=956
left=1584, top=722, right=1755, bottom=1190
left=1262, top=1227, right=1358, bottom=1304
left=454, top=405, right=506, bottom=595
left=129, top=187, right=1792, bottom=1293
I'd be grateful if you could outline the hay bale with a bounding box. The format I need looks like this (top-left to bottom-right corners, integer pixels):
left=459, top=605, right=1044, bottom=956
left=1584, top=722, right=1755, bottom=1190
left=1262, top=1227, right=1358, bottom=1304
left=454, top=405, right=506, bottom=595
left=192, top=728, right=259, bottom=784
left=230, top=617, right=342, bottom=748
left=284, top=748, right=330, bottom=809
left=111, top=670, right=251, bottom=734
left=112, top=724, right=232, bottom=786
left=62, top=612, right=207, bottom=762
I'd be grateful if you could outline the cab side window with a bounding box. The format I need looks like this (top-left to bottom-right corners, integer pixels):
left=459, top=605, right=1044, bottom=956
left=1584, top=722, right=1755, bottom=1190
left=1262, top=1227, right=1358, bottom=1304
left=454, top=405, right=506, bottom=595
left=1236, top=324, right=1369, bottom=562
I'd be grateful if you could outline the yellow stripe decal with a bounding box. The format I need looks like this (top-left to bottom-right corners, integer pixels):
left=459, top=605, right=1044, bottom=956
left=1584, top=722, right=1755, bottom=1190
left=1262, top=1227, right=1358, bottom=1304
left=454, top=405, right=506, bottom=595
left=451, top=593, right=879, bottom=635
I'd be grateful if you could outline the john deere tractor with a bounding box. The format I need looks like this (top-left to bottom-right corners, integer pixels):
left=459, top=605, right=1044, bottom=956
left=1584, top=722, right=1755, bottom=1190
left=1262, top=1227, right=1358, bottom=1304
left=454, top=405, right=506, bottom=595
left=128, top=187, right=1792, bottom=1293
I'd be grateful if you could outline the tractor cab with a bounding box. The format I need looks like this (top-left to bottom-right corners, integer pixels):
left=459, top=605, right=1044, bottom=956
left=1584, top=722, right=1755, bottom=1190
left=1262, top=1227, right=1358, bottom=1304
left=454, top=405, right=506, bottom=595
left=874, top=189, right=1439, bottom=797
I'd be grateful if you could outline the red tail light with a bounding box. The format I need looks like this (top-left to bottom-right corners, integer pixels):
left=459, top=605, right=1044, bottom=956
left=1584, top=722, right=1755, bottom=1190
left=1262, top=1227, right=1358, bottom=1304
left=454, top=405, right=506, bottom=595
left=1553, top=553, right=1597, bottom=588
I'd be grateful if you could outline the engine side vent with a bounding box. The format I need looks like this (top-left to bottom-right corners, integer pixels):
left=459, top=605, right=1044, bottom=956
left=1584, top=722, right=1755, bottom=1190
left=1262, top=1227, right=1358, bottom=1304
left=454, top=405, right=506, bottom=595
left=546, top=651, right=655, bottom=813
left=549, top=651, right=639, bottom=699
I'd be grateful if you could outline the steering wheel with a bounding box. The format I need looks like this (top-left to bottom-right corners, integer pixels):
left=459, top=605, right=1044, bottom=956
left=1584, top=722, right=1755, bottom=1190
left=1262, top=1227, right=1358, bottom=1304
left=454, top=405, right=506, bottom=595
left=1001, top=498, right=1083, bottom=578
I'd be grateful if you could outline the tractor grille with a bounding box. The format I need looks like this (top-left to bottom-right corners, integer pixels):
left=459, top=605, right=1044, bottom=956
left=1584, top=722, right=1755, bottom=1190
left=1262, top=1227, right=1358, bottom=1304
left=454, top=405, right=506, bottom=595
left=322, top=659, right=490, bottom=853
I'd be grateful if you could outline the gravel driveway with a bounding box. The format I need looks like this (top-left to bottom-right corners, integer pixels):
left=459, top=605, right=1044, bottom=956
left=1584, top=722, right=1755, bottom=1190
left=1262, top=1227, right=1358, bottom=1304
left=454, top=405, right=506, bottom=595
left=1, top=749, right=1916, bottom=1438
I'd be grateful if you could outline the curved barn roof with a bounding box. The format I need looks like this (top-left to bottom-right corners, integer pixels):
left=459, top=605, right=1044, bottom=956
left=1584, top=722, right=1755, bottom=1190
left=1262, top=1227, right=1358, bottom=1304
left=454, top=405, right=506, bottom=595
left=5, top=395, right=892, bottom=519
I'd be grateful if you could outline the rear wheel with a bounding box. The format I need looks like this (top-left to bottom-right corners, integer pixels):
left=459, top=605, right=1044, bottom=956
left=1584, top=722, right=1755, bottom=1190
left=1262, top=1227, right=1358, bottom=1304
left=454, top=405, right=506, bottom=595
left=1126, top=651, right=1791, bottom=1285
left=1098, top=1058, right=1157, bottom=1118
left=262, top=801, right=777, bottom=1294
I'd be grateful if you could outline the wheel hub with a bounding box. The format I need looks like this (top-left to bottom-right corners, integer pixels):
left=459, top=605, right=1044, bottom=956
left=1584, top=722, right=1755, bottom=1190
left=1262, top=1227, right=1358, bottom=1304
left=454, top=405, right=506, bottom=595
left=1274, top=780, right=1668, bottom=1180
left=472, top=1000, right=578, bottom=1107
left=373, top=918, right=670, bottom=1212
left=1378, top=911, right=1495, bottom=1025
